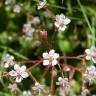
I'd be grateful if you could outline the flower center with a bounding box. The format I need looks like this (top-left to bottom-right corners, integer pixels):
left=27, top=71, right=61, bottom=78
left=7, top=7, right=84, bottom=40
left=60, top=20, right=64, bottom=27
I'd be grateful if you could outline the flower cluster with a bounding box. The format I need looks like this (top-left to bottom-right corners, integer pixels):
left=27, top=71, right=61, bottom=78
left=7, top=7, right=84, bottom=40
left=22, top=23, right=35, bottom=41
left=42, top=49, right=59, bottom=66
left=54, top=14, right=71, bottom=31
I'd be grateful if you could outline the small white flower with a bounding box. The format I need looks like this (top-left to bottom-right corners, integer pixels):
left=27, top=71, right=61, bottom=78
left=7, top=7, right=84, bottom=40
left=5, top=0, right=15, bottom=5
left=42, top=49, right=59, bottom=66
left=32, top=82, right=46, bottom=95
left=31, top=16, right=40, bottom=25
left=23, top=23, right=35, bottom=41
left=23, top=91, right=32, bottom=96
left=54, top=14, right=71, bottom=31
left=3, top=54, right=14, bottom=68
left=85, top=46, right=96, bottom=63
left=37, top=0, right=47, bottom=10
left=8, top=83, right=20, bottom=92
left=56, top=77, right=73, bottom=96
left=83, top=65, right=96, bottom=85
left=13, top=4, right=21, bottom=13
left=56, top=77, right=69, bottom=87
left=9, top=64, right=29, bottom=83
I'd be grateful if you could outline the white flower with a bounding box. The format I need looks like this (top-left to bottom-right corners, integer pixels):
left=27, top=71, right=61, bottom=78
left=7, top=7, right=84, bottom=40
left=54, top=14, right=71, bottom=31
left=23, top=91, right=32, bottom=96
left=37, top=0, right=47, bottom=10
left=32, top=82, right=46, bottom=95
left=23, top=23, right=35, bottom=41
left=85, top=46, right=96, bottom=63
left=83, top=65, right=96, bottom=85
left=56, top=77, right=73, bottom=96
left=8, top=83, right=20, bottom=92
left=56, top=77, right=70, bottom=87
left=9, top=64, right=29, bottom=83
left=42, top=49, right=59, bottom=66
left=3, top=54, right=14, bottom=68
left=31, top=16, right=40, bottom=25
left=13, top=4, right=21, bottom=13
left=5, top=0, right=15, bottom=5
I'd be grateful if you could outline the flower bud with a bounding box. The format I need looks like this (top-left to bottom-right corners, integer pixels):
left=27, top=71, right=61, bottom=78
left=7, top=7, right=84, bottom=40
left=40, top=30, right=47, bottom=39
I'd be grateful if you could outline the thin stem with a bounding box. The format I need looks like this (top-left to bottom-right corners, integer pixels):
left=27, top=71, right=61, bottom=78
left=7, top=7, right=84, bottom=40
left=50, top=67, right=55, bottom=96
left=41, top=65, right=50, bottom=78
left=57, top=63, right=64, bottom=78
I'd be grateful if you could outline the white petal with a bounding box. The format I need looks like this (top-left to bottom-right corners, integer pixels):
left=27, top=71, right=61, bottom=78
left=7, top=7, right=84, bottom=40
left=52, top=59, right=58, bottom=66
left=54, top=22, right=60, bottom=28
left=43, top=60, right=49, bottom=66
left=59, top=26, right=66, bottom=31
left=58, top=77, right=63, bottom=81
left=9, top=70, right=17, bottom=76
left=86, top=56, right=91, bottom=60
left=89, top=65, right=95, bottom=70
left=92, top=58, right=96, bottom=63
left=43, top=52, right=49, bottom=59
left=16, top=76, right=22, bottom=83
left=85, top=49, right=91, bottom=54
left=20, top=65, right=26, bottom=72
left=4, top=63, right=9, bottom=68
left=53, top=53, right=59, bottom=59
left=64, top=18, right=71, bottom=25
left=21, top=72, right=29, bottom=78
left=55, top=15, right=59, bottom=21
left=14, top=64, right=20, bottom=71
left=60, top=14, right=65, bottom=19
left=49, top=49, right=55, bottom=55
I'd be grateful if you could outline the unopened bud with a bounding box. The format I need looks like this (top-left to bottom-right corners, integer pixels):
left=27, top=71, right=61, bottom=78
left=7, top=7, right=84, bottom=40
left=40, top=30, right=47, bottom=39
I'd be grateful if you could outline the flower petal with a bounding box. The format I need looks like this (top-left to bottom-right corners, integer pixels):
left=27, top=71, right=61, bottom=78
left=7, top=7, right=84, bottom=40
left=43, top=60, right=49, bottom=66
left=49, top=49, right=55, bottom=55
left=16, top=76, right=22, bottom=83
left=14, top=64, right=20, bottom=71
left=60, top=14, right=65, bottom=19
left=86, top=56, right=91, bottom=60
left=4, top=63, right=9, bottom=68
left=64, top=18, right=71, bottom=25
left=53, top=53, right=59, bottom=59
left=85, top=49, right=91, bottom=54
left=59, top=26, right=66, bottom=31
left=54, top=22, right=59, bottom=28
left=21, top=72, right=29, bottom=78
left=92, top=58, right=96, bottom=63
left=20, top=65, right=26, bottom=72
left=9, top=70, right=17, bottom=76
left=43, top=52, right=49, bottom=59
left=52, top=59, right=58, bottom=66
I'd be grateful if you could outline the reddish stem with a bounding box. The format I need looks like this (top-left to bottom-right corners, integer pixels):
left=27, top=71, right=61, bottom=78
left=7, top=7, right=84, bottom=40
left=50, top=67, right=55, bottom=96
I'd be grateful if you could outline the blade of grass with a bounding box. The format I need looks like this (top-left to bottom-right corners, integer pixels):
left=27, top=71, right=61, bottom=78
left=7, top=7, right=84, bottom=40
left=0, top=46, right=28, bottom=60
left=77, top=0, right=95, bottom=46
